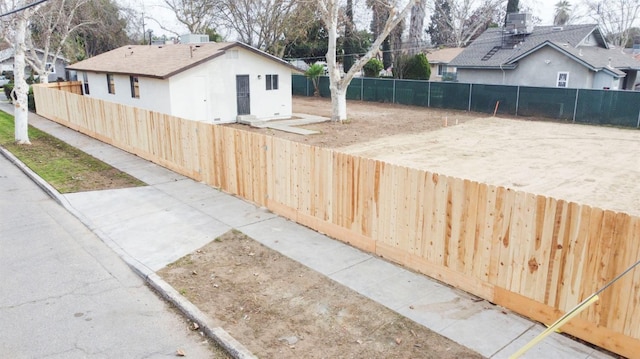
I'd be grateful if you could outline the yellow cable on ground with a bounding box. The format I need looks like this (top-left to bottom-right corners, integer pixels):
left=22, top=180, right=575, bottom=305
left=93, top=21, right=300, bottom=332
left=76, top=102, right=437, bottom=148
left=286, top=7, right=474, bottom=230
left=509, top=258, right=640, bottom=358
left=509, top=294, right=599, bottom=358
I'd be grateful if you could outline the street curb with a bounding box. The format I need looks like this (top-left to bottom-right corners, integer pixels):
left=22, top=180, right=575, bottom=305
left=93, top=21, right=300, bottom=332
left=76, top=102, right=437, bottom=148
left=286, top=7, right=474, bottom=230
left=0, top=145, right=257, bottom=359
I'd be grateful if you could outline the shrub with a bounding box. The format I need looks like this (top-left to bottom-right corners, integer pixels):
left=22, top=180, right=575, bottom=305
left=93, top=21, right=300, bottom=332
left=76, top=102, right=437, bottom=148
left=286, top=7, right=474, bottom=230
left=3, top=84, right=36, bottom=111
left=4, top=83, right=13, bottom=101
left=404, top=53, right=431, bottom=80
left=363, top=58, right=383, bottom=77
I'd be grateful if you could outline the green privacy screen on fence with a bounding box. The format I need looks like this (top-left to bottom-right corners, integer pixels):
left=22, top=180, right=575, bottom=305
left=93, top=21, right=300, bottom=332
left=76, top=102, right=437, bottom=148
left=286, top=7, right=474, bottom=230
left=291, top=75, right=640, bottom=128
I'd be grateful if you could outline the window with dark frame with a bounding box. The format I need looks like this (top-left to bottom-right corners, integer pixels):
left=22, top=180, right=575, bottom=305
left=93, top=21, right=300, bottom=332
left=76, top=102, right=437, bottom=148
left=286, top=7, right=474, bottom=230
left=82, top=72, right=90, bottom=95
left=438, top=65, right=447, bottom=76
left=266, top=74, right=279, bottom=90
left=107, top=73, right=115, bottom=94
left=130, top=76, right=140, bottom=98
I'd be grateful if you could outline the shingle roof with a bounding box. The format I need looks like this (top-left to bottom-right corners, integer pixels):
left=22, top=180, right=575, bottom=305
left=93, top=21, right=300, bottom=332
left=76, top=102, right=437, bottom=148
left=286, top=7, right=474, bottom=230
left=424, top=47, right=464, bottom=64
left=67, top=42, right=300, bottom=79
left=448, top=24, right=640, bottom=75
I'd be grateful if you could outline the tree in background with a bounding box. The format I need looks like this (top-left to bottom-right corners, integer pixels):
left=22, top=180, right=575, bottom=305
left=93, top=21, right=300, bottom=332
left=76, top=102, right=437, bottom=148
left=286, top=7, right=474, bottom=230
left=363, top=58, right=383, bottom=77
left=162, top=0, right=219, bottom=34
left=427, top=0, right=454, bottom=46
left=304, top=63, right=325, bottom=96
left=217, top=0, right=313, bottom=57
left=70, top=0, right=132, bottom=59
left=427, top=0, right=503, bottom=47
left=27, top=0, right=92, bottom=83
left=407, top=0, right=427, bottom=54
left=584, top=0, right=640, bottom=47
left=368, top=0, right=393, bottom=69
left=343, top=0, right=355, bottom=72
left=317, top=0, right=415, bottom=121
left=553, top=0, right=571, bottom=26
left=504, top=0, right=519, bottom=25
left=283, top=20, right=328, bottom=61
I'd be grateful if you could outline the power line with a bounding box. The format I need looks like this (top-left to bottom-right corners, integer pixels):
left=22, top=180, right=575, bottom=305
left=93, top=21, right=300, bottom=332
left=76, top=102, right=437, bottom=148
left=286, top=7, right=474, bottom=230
left=0, top=0, right=51, bottom=18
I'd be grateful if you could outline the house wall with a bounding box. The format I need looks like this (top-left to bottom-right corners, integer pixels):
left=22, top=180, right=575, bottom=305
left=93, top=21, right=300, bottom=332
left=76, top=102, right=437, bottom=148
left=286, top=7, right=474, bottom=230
left=76, top=46, right=294, bottom=124
left=1, top=56, right=67, bottom=82
left=457, top=47, right=614, bottom=89
left=593, top=71, right=620, bottom=90
left=168, top=47, right=293, bottom=123
left=80, top=71, right=172, bottom=114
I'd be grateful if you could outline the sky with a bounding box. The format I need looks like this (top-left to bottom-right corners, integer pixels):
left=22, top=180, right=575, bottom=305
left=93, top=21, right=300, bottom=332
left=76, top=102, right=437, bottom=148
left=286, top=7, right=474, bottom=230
left=123, top=0, right=570, bottom=42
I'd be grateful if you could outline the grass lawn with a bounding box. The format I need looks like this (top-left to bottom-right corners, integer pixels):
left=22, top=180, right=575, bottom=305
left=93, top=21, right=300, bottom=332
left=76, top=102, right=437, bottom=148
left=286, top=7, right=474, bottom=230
left=0, top=110, right=145, bottom=193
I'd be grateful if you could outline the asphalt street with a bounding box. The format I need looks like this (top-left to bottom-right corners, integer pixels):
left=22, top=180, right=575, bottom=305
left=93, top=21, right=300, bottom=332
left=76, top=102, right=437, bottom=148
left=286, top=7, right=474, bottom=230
left=0, top=154, right=217, bottom=358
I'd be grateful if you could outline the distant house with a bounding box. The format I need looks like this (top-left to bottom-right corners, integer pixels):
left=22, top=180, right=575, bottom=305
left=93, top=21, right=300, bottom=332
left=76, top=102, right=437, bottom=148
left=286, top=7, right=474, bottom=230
left=67, top=42, right=301, bottom=124
left=425, top=47, right=464, bottom=82
left=0, top=46, right=68, bottom=82
left=448, top=18, right=640, bottom=90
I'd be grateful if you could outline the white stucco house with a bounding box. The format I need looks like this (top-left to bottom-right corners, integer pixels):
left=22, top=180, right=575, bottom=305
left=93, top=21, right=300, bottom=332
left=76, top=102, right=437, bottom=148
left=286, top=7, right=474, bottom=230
left=66, top=42, right=301, bottom=123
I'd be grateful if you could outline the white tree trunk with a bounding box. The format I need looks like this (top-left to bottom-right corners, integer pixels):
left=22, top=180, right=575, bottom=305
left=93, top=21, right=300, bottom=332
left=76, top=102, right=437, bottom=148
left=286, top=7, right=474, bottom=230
left=14, top=14, right=31, bottom=145
left=331, top=86, right=347, bottom=122
left=319, top=0, right=416, bottom=122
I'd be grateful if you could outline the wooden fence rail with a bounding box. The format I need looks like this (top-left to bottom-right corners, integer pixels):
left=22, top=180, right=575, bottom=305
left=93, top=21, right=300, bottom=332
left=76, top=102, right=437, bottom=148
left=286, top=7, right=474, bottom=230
left=33, top=84, right=640, bottom=357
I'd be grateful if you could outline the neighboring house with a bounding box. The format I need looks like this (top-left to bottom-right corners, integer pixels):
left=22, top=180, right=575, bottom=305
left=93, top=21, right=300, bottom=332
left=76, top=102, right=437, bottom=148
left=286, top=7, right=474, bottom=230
left=67, top=42, right=301, bottom=124
left=425, top=47, right=464, bottom=81
left=0, top=46, right=68, bottom=82
left=448, top=19, right=640, bottom=90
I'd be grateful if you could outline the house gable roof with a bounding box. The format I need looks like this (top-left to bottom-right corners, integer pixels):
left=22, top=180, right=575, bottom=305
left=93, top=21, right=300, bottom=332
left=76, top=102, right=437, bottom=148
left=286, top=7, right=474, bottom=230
left=449, top=24, right=640, bottom=74
left=0, top=46, right=69, bottom=63
left=424, top=47, right=464, bottom=64
left=67, top=42, right=301, bottom=79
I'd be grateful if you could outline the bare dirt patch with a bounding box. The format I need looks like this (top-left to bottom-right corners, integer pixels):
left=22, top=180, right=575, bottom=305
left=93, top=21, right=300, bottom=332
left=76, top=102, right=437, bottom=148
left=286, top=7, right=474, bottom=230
left=225, top=96, right=483, bottom=148
left=159, top=230, right=484, bottom=359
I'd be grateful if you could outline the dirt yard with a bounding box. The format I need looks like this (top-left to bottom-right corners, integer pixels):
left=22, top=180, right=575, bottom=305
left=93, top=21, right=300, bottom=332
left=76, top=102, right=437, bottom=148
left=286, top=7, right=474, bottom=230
left=159, top=230, right=483, bottom=359
left=226, top=96, right=482, bottom=148
left=229, top=96, right=640, bottom=217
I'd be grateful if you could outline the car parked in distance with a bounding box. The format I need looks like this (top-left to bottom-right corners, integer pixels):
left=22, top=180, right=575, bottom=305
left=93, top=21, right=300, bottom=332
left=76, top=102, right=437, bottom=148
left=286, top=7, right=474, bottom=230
left=0, top=76, right=9, bottom=87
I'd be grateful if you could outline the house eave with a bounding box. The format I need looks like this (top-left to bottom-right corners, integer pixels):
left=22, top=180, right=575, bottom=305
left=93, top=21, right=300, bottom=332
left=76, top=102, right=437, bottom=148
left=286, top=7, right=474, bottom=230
left=455, top=64, right=517, bottom=70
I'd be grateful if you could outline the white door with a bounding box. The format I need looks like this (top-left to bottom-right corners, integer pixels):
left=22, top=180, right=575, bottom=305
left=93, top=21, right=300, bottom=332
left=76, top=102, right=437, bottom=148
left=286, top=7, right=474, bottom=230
left=193, top=76, right=208, bottom=121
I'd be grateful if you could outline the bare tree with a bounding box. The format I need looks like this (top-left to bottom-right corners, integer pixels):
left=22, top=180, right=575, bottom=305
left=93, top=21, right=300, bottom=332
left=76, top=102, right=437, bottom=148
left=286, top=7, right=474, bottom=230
left=163, top=0, right=220, bottom=34
left=0, top=1, right=43, bottom=144
left=26, top=0, right=92, bottom=83
left=408, top=0, right=427, bottom=54
left=584, top=0, right=640, bottom=47
left=318, top=0, right=416, bottom=122
left=428, top=0, right=504, bottom=47
left=217, top=0, right=313, bottom=57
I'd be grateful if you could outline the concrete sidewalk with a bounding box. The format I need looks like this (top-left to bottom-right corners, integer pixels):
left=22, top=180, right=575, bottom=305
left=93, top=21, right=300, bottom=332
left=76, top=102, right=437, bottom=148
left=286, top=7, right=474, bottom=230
left=1, top=101, right=613, bottom=359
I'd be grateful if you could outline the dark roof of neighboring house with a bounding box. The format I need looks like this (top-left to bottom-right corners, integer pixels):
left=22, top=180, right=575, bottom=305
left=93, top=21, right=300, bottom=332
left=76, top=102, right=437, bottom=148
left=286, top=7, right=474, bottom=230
left=0, top=47, right=69, bottom=63
left=67, top=42, right=301, bottom=79
left=449, top=24, right=640, bottom=76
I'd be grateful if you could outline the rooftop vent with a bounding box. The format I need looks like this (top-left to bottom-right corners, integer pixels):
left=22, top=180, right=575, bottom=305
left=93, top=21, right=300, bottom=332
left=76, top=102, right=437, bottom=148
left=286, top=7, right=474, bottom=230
left=552, top=26, right=563, bottom=31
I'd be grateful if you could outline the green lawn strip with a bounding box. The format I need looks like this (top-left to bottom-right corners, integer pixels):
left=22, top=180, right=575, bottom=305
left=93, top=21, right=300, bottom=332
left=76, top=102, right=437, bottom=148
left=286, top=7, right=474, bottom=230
left=0, top=110, right=146, bottom=193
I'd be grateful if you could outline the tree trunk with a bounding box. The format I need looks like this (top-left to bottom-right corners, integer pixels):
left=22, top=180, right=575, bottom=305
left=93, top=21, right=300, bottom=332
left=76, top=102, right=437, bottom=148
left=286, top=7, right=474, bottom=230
left=408, top=0, right=426, bottom=55
left=331, top=85, right=347, bottom=122
left=14, top=14, right=31, bottom=145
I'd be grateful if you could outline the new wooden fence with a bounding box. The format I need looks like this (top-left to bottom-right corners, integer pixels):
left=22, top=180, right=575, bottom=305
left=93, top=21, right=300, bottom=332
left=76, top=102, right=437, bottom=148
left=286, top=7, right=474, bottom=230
left=34, top=83, right=640, bottom=357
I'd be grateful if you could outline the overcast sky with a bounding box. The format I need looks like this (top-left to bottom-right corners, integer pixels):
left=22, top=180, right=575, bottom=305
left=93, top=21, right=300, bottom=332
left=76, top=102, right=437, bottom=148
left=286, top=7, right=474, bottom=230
left=124, top=0, right=580, bottom=41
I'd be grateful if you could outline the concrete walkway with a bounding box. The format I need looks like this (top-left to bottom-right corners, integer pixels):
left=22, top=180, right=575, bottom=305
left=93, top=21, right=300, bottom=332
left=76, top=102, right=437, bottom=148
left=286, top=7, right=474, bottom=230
left=0, top=101, right=614, bottom=359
